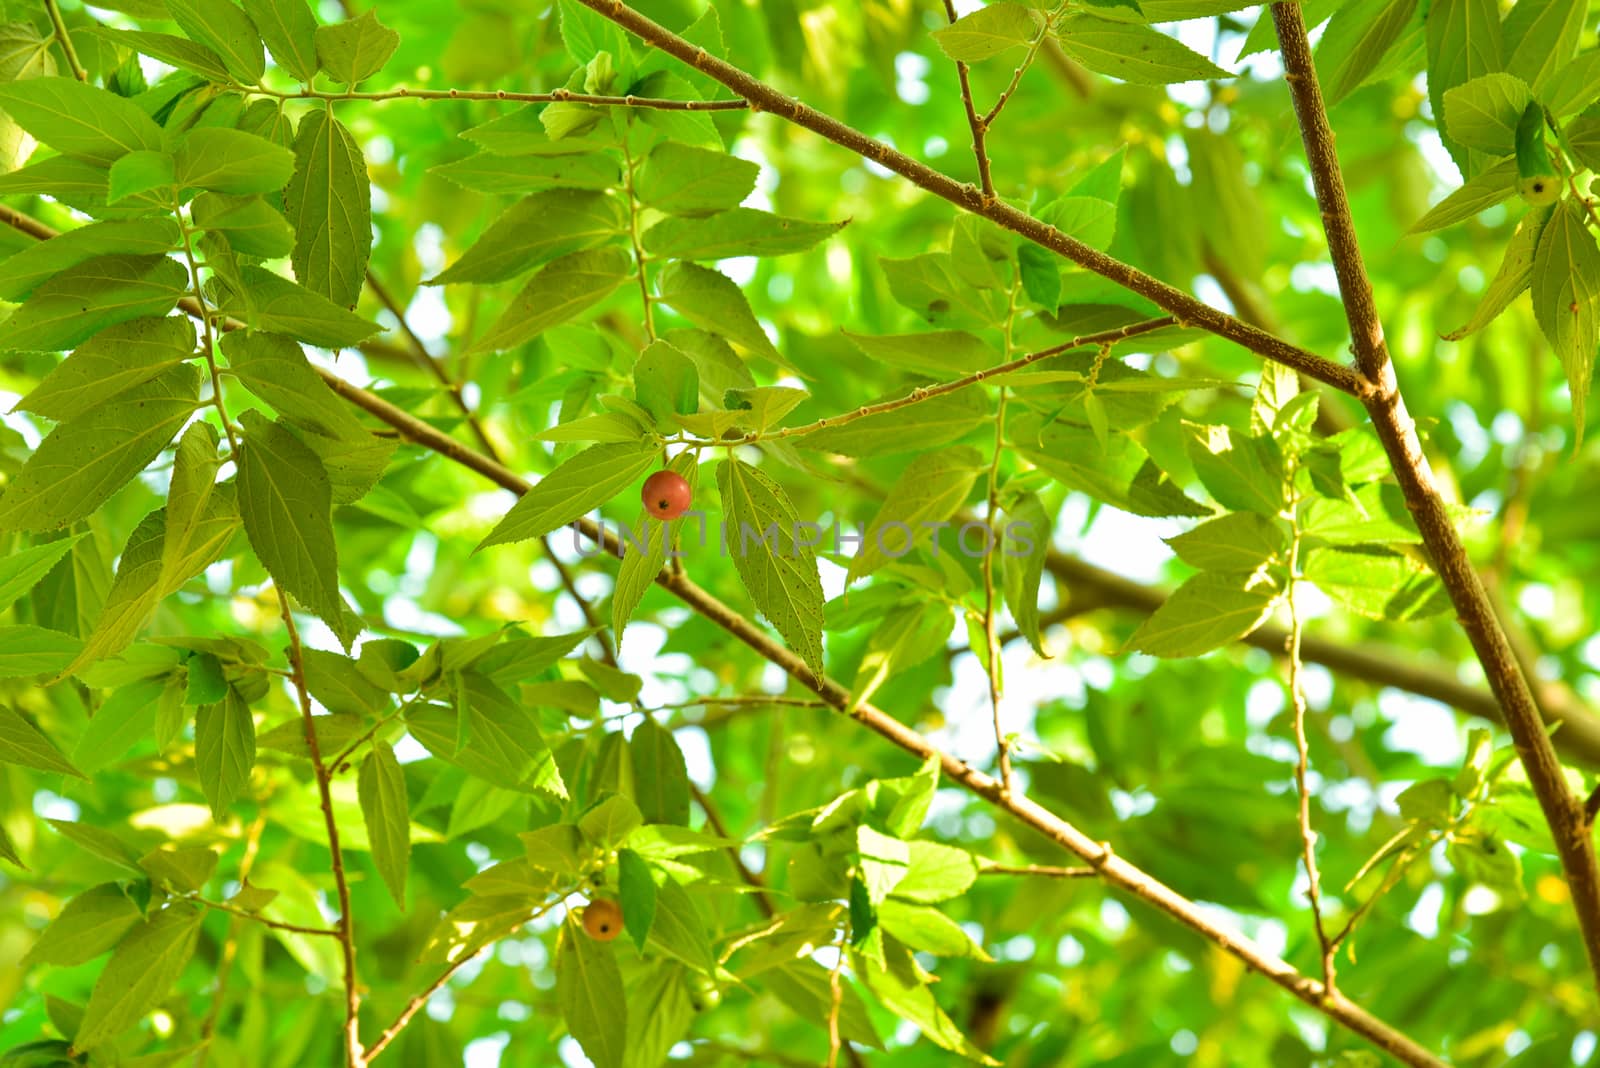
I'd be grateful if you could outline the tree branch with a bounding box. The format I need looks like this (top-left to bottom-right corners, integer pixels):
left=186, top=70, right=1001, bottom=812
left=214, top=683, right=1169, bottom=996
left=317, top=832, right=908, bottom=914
left=572, top=0, right=1364, bottom=397
left=311, top=370, right=1446, bottom=1068
left=1270, top=0, right=1600, bottom=994
left=937, top=0, right=994, bottom=197
left=281, top=607, right=365, bottom=1066
left=43, top=0, right=86, bottom=82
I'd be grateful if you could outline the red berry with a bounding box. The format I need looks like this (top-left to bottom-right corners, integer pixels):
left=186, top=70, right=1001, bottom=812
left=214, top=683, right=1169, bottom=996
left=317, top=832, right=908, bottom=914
left=581, top=898, right=623, bottom=941
left=642, top=469, right=692, bottom=521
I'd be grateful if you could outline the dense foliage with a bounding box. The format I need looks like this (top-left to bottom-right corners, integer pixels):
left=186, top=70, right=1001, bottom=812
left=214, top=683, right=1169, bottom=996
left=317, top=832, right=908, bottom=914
left=3, top=0, right=1600, bottom=1065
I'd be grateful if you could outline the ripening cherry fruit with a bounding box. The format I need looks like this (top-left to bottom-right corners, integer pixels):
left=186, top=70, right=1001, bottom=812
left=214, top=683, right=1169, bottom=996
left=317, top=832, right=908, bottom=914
left=581, top=898, right=623, bottom=941
left=642, top=469, right=692, bottom=521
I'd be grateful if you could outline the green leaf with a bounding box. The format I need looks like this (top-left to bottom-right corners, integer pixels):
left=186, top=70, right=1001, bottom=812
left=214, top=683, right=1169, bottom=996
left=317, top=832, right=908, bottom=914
left=1000, top=493, right=1049, bottom=656
left=612, top=452, right=698, bottom=643
left=0, top=254, right=188, bottom=353
left=1303, top=548, right=1450, bottom=621
left=657, top=261, right=785, bottom=367
left=642, top=209, right=845, bottom=261
left=165, top=0, right=265, bottom=83
left=183, top=652, right=228, bottom=705
left=431, top=151, right=620, bottom=194
left=358, top=739, right=410, bottom=909
left=0, top=219, right=181, bottom=303
left=174, top=126, right=295, bottom=195
left=1424, top=0, right=1502, bottom=174
left=302, top=649, right=388, bottom=716
left=1183, top=422, right=1286, bottom=517
left=557, top=923, right=628, bottom=1068
left=878, top=899, right=991, bottom=960
left=1055, top=15, right=1228, bottom=84
left=1503, top=0, right=1584, bottom=93
left=797, top=389, right=989, bottom=458
left=0, top=537, right=83, bottom=615
left=221, top=331, right=368, bottom=439
left=74, top=903, right=204, bottom=1051
left=635, top=141, right=758, bottom=215
left=1018, top=424, right=1209, bottom=519
left=1531, top=200, right=1600, bottom=441
left=891, top=841, right=979, bottom=904
left=108, top=150, right=176, bottom=204
left=717, top=459, right=826, bottom=673
left=21, top=884, right=141, bottom=967
left=646, top=875, right=717, bottom=974
left=236, top=411, right=349, bottom=638
left=850, top=446, right=984, bottom=584
left=66, top=497, right=239, bottom=676
left=192, top=192, right=296, bottom=257
left=931, top=2, right=1039, bottom=62
left=479, top=442, right=656, bottom=549
left=1566, top=114, right=1600, bottom=173
left=1017, top=243, right=1061, bottom=309
left=1442, top=205, right=1549, bottom=339
left=0, top=364, right=200, bottom=533
left=856, top=943, right=997, bottom=1065
left=284, top=109, right=371, bottom=308
left=451, top=672, right=566, bottom=796
left=630, top=719, right=690, bottom=826
left=633, top=340, right=699, bottom=422
left=856, top=825, right=909, bottom=904
left=1443, top=74, right=1534, bottom=154
left=759, top=962, right=882, bottom=1049
left=474, top=629, right=599, bottom=687
left=427, top=190, right=624, bottom=285
left=0, top=703, right=83, bottom=778
left=315, top=9, right=399, bottom=83
left=1165, top=512, right=1286, bottom=571
left=220, top=265, right=383, bottom=348
left=1408, top=158, right=1517, bottom=233
left=1314, top=0, right=1417, bottom=105
left=1187, top=130, right=1265, bottom=278
left=616, top=848, right=657, bottom=951
left=468, top=247, right=632, bottom=355
left=842, top=330, right=998, bottom=376
left=0, top=76, right=163, bottom=164
left=138, top=844, right=218, bottom=892
left=579, top=793, right=643, bottom=849
left=1541, top=51, right=1600, bottom=116
left=194, top=687, right=256, bottom=820
left=0, top=21, right=56, bottom=84
left=92, top=27, right=231, bottom=81
left=1125, top=571, right=1280, bottom=657
left=240, top=0, right=320, bottom=83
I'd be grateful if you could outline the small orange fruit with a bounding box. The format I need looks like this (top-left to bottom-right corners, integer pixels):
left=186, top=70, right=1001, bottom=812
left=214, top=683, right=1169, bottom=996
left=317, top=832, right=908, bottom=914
left=581, top=898, right=623, bottom=941
left=642, top=470, right=692, bottom=521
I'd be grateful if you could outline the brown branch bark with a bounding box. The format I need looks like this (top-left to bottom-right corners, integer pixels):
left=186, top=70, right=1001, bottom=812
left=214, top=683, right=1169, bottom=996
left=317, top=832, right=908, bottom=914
left=1271, top=0, right=1600, bottom=993
left=314, top=370, right=1446, bottom=1067
left=572, top=0, right=1363, bottom=398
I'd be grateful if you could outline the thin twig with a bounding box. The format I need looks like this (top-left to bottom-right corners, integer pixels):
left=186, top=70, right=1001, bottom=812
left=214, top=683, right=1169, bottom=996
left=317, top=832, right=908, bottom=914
left=690, top=780, right=776, bottom=919
left=1285, top=483, right=1334, bottom=992
left=250, top=85, right=746, bottom=109
left=938, top=0, right=994, bottom=197
left=981, top=283, right=1021, bottom=795
left=43, top=0, right=86, bottom=82
left=281, top=608, right=365, bottom=1066
left=367, top=268, right=617, bottom=666
left=194, top=813, right=270, bottom=1068
left=195, top=894, right=342, bottom=938
left=673, top=317, right=1177, bottom=449
left=365, top=894, right=571, bottom=1062
left=979, top=863, right=1097, bottom=878
left=573, top=0, right=1364, bottom=397
left=1272, top=0, right=1600, bottom=995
